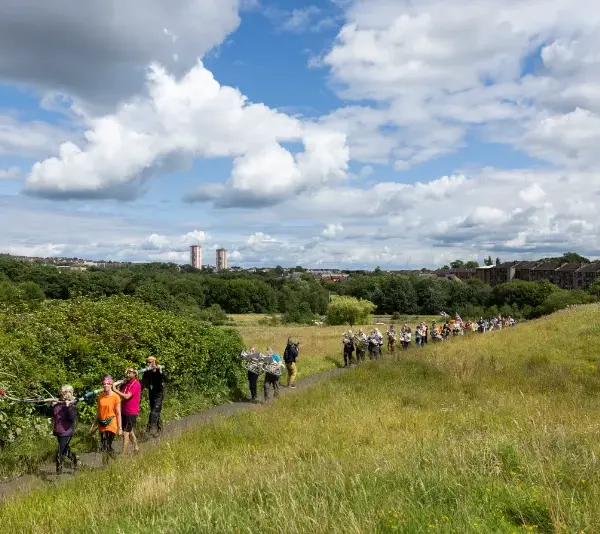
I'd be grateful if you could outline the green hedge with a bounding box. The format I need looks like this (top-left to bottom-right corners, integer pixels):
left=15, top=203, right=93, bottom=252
left=0, top=295, right=245, bottom=447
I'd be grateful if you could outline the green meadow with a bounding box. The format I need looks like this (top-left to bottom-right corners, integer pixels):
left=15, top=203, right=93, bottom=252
left=2, top=305, right=600, bottom=533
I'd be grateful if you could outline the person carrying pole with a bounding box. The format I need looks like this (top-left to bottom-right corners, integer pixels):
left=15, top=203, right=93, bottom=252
left=113, top=368, right=141, bottom=455
left=46, top=385, right=78, bottom=475
left=142, top=356, right=166, bottom=436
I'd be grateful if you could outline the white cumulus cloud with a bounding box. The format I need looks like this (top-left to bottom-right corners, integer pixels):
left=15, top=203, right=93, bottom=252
left=24, top=62, right=349, bottom=205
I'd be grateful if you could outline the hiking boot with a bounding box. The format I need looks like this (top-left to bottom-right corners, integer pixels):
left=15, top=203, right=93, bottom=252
left=289, top=385, right=296, bottom=389
left=56, top=464, right=63, bottom=475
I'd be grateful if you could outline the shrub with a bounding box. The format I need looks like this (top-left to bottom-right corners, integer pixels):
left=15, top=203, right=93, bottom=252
left=532, top=290, right=595, bottom=318
left=198, top=304, right=229, bottom=325
left=326, top=296, right=376, bottom=326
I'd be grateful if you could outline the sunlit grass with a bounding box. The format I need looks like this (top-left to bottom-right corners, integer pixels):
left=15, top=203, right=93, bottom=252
left=3, top=305, right=600, bottom=533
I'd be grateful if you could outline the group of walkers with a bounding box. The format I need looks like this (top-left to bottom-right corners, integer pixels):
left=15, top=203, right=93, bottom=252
left=45, top=356, right=166, bottom=474
left=46, top=315, right=518, bottom=474
left=245, top=340, right=300, bottom=404
left=341, top=314, right=518, bottom=365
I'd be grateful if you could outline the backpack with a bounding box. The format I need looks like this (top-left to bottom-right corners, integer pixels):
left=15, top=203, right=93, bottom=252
left=284, top=340, right=299, bottom=363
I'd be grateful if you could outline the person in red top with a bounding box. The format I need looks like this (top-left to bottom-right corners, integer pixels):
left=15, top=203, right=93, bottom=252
left=113, top=368, right=141, bottom=455
left=91, top=375, right=122, bottom=463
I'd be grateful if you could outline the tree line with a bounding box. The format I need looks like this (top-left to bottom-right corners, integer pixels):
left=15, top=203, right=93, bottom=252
left=0, top=254, right=597, bottom=324
left=325, top=273, right=598, bottom=319
left=0, top=256, right=329, bottom=323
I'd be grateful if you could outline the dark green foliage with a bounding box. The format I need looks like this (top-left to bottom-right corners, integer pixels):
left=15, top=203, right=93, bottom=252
left=532, top=289, right=595, bottom=317
left=333, top=273, right=596, bottom=318
left=491, top=280, right=559, bottom=309
left=0, top=256, right=330, bottom=316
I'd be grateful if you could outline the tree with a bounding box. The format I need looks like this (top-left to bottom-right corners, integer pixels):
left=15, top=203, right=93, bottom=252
left=326, top=296, right=376, bottom=326
left=450, top=260, right=465, bottom=269
left=561, top=252, right=590, bottom=264
left=464, top=261, right=480, bottom=268
left=495, top=257, right=501, bottom=266
left=442, top=265, right=450, bottom=270
left=588, top=278, right=600, bottom=297
left=18, top=281, right=45, bottom=302
left=484, top=256, right=493, bottom=266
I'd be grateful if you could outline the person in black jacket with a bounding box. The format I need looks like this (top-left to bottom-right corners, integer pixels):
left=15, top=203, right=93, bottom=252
left=283, top=338, right=300, bottom=388
left=141, top=356, right=166, bottom=436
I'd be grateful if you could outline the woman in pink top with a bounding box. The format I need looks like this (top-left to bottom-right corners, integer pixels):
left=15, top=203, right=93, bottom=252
left=113, top=368, right=141, bottom=455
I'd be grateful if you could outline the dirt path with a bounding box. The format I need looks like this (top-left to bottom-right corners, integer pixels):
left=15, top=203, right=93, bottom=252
left=0, top=366, right=348, bottom=502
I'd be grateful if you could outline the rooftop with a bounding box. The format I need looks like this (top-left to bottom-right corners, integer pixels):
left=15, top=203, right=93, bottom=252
left=533, top=261, right=563, bottom=271
left=514, top=261, right=540, bottom=269
left=557, top=262, right=581, bottom=272
left=576, top=262, right=600, bottom=273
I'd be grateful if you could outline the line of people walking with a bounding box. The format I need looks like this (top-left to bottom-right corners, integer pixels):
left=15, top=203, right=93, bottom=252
left=44, top=356, right=166, bottom=474
left=341, top=315, right=518, bottom=364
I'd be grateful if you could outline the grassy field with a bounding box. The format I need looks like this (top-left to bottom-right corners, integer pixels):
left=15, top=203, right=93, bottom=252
left=3, top=306, right=600, bottom=533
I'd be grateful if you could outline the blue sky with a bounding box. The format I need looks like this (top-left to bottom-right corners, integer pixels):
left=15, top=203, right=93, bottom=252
left=0, top=0, right=598, bottom=268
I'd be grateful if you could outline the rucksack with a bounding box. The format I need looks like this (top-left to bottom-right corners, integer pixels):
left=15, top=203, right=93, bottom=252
left=284, top=340, right=299, bottom=363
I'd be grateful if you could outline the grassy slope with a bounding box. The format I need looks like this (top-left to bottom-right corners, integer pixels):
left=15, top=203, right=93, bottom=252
left=3, top=306, right=600, bottom=533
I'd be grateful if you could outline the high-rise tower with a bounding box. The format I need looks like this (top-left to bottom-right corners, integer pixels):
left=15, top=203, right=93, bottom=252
left=190, top=245, right=203, bottom=269
left=216, top=248, right=228, bottom=271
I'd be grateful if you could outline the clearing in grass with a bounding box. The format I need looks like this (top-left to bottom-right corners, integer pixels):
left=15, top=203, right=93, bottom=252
left=2, top=305, right=600, bottom=533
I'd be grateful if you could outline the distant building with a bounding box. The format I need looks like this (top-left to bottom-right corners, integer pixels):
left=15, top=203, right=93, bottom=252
left=531, top=261, right=563, bottom=285
left=190, top=245, right=203, bottom=269
left=490, top=262, right=518, bottom=285
left=434, top=268, right=477, bottom=281
left=513, top=261, right=540, bottom=282
left=215, top=248, right=228, bottom=271
left=475, top=265, right=494, bottom=284
left=556, top=262, right=581, bottom=289
left=575, top=262, right=600, bottom=290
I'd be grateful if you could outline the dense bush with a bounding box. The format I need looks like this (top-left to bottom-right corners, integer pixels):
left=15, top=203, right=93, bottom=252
left=326, top=296, right=376, bottom=326
left=0, top=296, right=245, bottom=447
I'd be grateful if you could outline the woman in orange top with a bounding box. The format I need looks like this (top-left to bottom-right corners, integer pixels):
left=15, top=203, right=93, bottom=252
left=91, top=375, right=122, bottom=461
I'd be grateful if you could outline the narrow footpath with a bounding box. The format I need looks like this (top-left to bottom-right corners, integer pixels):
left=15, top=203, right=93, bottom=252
left=0, top=366, right=348, bottom=502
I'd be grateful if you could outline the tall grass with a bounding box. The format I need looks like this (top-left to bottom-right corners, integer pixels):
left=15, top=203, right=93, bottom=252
left=3, top=305, right=600, bottom=533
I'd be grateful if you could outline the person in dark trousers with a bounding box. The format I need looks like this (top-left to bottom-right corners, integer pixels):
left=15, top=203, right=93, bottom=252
left=355, top=330, right=367, bottom=363
left=91, top=376, right=122, bottom=464
left=263, top=347, right=283, bottom=402
left=283, top=338, right=300, bottom=388
left=46, top=385, right=78, bottom=475
left=141, top=356, right=166, bottom=436
left=247, top=345, right=260, bottom=402
left=342, top=330, right=355, bottom=367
